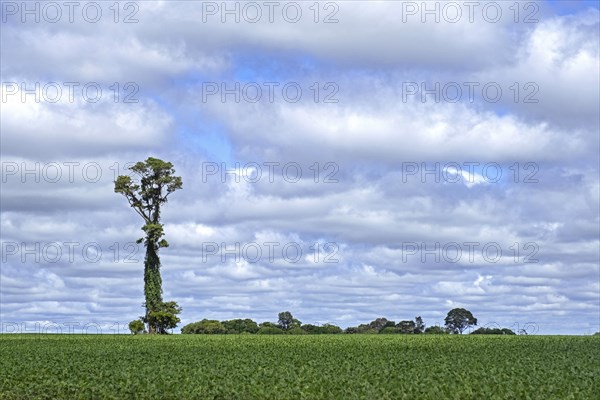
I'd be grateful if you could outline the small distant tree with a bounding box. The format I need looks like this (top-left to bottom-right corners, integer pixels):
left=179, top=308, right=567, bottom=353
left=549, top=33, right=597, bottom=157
left=257, top=324, right=284, bottom=335
left=301, top=324, right=322, bottom=334
left=277, top=311, right=300, bottom=331
left=321, top=323, right=343, bottom=334
left=424, top=326, right=448, bottom=334
left=472, top=327, right=515, bottom=335
left=301, top=323, right=342, bottom=334
left=181, top=321, right=202, bottom=334
left=379, top=327, right=399, bottom=334
left=357, top=324, right=379, bottom=334
left=397, top=320, right=416, bottom=334
left=368, top=317, right=394, bottom=332
left=128, top=319, right=145, bottom=335
left=414, top=316, right=426, bottom=334
left=222, top=319, right=259, bottom=334
left=445, top=308, right=477, bottom=334
left=181, top=319, right=226, bottom=334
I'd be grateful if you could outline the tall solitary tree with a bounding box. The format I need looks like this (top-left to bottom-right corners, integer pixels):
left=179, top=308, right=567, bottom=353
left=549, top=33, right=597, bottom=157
left=114, top=157, right=182, bottom=333
left=444, top=308, right=477, bottom=334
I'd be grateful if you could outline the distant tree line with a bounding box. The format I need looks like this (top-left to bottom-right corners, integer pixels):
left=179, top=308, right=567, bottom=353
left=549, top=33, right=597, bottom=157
left=471, top=327, right=516, bottom=335
left=174, top=308, right=517, bottom=336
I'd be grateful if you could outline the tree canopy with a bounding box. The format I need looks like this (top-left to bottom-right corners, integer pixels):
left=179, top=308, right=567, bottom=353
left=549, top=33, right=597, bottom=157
left=444, top=308, right=478, bottom=334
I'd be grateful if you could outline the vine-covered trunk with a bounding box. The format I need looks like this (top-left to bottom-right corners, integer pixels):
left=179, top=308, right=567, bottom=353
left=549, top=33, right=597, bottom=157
left=144, top=239, right=163, bottom=333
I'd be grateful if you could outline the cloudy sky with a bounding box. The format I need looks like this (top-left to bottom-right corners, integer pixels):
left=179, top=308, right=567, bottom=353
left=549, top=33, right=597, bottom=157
left=1, top=0, right=599, bottom=335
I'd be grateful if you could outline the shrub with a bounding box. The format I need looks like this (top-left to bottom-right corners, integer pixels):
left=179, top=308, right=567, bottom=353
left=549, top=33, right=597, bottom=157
left=257, top=326, right=284, bottom=335
left=128, top=319, right=145, bottom=335
left=301, top=324, right=323, bottom=334
left=144, top=301, right=182, bottom=334
left=287, top=327, right=307, bottom=335
left=471, top=327, right=516, bottom=335
left=424, top=326, right=448, bottom=334
left=321, top=324, right=343, bottom=334
left=222, top=319, right=259, bottom=334
left=181, top=319, right=226, bottom=334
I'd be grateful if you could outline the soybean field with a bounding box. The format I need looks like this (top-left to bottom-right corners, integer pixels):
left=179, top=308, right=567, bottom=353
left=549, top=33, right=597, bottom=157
left=1, top=334, right=598, bottom=399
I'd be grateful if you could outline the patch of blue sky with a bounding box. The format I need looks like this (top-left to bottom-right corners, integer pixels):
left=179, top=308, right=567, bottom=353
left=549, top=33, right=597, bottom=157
left=160, top=70, right=234, bottom=162
left=542, top=0, right=600, bottom=16
left=490, top=106, right=511, bottom=118
left=178, top=123, right=234, bottom=163
left=144, top=90, right=173, bottom=111
left=173, top=70, right=227, bottom=88
left=230, top=52, right=329, bottom=82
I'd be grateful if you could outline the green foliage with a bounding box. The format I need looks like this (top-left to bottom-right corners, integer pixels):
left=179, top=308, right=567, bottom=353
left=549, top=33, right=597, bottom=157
left=287, top=327, right=307, bottom=335
left=113, top=157, right=182, bottom=246
left=414, top=316, right=425, bottom=334
left=277, top=311, right=301, bottom=331
left=302, top=323, right=343, bottom=334
left=128, top=320, right=146, bottom=335
left=368, top=317, right=394, bottom=332
left=347, top=318, right=397, bottom=334
left=257, top=321, right=284, bottom=334
left=301, top=324, right=321, bottom=334
left=379, top=327, right=399, bottom=334
left=222, top=319, right=259, bottom=334
left=259, top=322, right=279, bottom=329
left=180, top=321, right=201, bottom=334
left=424, top=326, right=448, bottom=334
left=2, top=335, right=599, bottom=398
left=471, top=327, right=516, bottom=335
left=345, top=324, right=379, bottom=334
left=114, top=157, right=182, bottom=333
left=181, top=319, right=226, bottom=334
left=142, top=244, right=163, bottom=318
left=321, top=324, right=343, bottom=334
left=257, top=326, right=284, bottom=335
left=445, top=308, right=478, bottom=334
left=396, top=320, right=416, bottom=334
left=144, top=301, right=182, bottom=334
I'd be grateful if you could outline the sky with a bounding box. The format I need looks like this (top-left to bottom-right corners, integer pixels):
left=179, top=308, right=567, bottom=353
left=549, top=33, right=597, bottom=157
left=0, top=0, right=599, bottom=335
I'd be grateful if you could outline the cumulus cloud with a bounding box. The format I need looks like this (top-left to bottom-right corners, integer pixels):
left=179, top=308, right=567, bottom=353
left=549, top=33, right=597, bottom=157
left=1, top=1, right=598, bottom=335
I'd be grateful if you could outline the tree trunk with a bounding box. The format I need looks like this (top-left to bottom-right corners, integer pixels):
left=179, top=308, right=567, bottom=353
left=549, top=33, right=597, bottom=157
left=144, top=239, right=163, bottom=334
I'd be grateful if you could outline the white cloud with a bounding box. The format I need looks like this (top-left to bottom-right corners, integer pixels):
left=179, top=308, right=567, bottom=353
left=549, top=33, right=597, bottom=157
left=1, top=3, right=598, bottom=335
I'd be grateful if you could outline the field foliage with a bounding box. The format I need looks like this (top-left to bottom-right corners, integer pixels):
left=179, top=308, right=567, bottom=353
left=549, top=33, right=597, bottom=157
left=1, top=334, right=598, bottom=399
